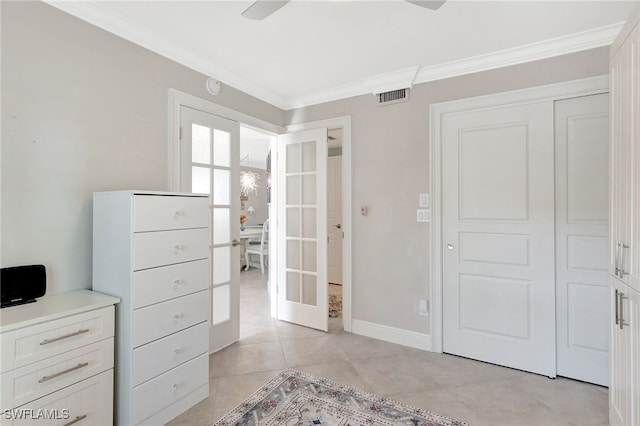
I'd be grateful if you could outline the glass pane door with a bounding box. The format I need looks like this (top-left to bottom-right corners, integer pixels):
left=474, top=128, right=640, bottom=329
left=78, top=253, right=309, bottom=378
left=277, top=128, right=328, bottom=331
left=180, top=106, right=240, bottom=352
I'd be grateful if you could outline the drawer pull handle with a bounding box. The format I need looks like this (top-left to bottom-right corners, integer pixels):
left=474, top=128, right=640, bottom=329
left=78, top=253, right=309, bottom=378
left=619, top=243, right=630, bottom=278
left=174, top=244, right=184, bottom=251
left=615, top=241, right=621, bottom=276
left=40, top=329, right=90, bottom=346
left=39, top=362, right=89, bottom=383
left=173, top=382, right=181, bottom=390
left=619, top=291, right=629, bottom=330
left=174, top=279, right=184, bottom=285
left=174, top=210, right=185, bottom=218
left=174, top=313, right=184, bottom=320
left=62, top=414, right=88, bottom=426
left=615, top=289, right=620, bottom=325
left=174, top=347, right=184, bottom=354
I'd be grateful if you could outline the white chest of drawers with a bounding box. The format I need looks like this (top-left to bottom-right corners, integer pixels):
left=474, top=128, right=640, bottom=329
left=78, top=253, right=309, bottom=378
left=92, top=191, right=210, bottom=426
left=0, top=289, right=119, bottom=426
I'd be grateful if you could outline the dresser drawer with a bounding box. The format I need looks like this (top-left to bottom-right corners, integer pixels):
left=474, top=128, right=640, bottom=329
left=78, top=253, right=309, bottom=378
left=132, top=354, right=208, bottom=425
left=132, top=322, right=208, bottom=386
left=133, top=195, right=208, bottom=232
left=1, top=338, right=114, bottom=408
left=132, top=291, right=208, bottom=347
left=3, top=370, right=114, bottom=426
left=1, top=306, right=114, bottom=373
left=133, top=228, right=209, bottom=270
left=133, top=259, right=209, bottom=309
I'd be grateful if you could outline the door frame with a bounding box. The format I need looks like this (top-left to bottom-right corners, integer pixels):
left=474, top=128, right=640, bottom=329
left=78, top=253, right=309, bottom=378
left=429, top=75, right=609, bottom=353
left=285, top=116, right=353, bottom=332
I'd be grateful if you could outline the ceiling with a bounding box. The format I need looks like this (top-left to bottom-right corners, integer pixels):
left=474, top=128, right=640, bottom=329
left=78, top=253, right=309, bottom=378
left=47, top=1, right=638, bottom=110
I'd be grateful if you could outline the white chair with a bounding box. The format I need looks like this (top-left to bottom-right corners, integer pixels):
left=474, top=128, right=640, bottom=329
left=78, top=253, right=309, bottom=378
left=244, top=219, right=269, bottom=273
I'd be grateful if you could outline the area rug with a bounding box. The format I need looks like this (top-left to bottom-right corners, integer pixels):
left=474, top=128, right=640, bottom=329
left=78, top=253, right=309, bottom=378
left=213, top=369, right=468, bottom=426
left=328, top=294, right=342, bottom=318
left=328, top=284, right=342, bottom=318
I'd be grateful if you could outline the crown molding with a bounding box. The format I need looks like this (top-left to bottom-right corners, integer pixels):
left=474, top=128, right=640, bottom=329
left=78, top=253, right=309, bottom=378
left=289, top=22, right=623, bottom=109
left=414, top=22, right=624, bottom=85
left=44, top=0, right=290, bottom=109
left=44, top=0, right=624, bottom=112
left=362, top=66, right=420, bottom=95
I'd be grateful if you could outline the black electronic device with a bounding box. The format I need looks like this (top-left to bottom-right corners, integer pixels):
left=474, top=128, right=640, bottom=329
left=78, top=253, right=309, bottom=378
left=1, top=264, right=46, bottom=308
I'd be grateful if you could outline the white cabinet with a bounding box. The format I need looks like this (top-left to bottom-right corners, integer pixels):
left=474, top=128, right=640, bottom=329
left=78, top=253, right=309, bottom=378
left=609, top=6, right=640, bottom=426
left=92, top=190, right=210, bottom=426
left=610, top=9, right=640, bottom=294
left=609, top=279, right=639, bottom=426
left=0, top=290, right=118, bottom=426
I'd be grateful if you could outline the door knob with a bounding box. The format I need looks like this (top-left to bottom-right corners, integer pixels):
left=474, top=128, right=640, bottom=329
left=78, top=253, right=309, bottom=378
left=447, top=244, right=454, bottom=250
left=232, top=239, right=240, bottom=247
left=334, top=224, right=342, bottom=229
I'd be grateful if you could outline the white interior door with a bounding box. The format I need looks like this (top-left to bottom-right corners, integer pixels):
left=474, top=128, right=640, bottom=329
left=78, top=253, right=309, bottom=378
left=277, top=128, right=328, bottom=331
left=180, top=106, right=240, bottom=352
left=328, top=155, right=343, bottom=285
left=442, top=101, right=556, bottom=377
left=555, top=94, right=609, bottom=385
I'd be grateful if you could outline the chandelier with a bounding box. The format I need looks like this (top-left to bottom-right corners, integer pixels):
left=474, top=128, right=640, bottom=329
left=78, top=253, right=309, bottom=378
left=240, top=171, right=260, bottom=196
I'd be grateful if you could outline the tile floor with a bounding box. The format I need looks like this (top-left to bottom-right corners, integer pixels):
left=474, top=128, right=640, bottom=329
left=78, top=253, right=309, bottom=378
left=168, top=269, right=609, bottom=426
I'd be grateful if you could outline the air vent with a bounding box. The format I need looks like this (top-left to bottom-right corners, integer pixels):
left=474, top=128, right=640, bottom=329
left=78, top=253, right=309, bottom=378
left=377, top=88, right=409, bottom=106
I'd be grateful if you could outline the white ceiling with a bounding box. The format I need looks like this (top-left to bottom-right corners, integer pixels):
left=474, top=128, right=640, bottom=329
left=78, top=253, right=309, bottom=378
left=47, top=1, right=638, bottom=110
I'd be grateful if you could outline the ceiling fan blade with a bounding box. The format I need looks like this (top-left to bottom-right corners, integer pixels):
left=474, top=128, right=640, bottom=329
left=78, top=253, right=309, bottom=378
left=405, top=0, right=447, bottom=10
left=241, top=0, right=291, bottom=20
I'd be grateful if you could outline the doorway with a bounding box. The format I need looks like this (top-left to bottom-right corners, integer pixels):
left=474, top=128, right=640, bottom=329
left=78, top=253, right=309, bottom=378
left=239, top=123, right=350, bottom=331
left=170, top=91, right=352, bottom=341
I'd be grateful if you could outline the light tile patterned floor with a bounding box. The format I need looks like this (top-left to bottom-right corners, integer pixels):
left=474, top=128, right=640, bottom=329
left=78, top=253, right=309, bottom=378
left=168, top=269, right=609, bottom=426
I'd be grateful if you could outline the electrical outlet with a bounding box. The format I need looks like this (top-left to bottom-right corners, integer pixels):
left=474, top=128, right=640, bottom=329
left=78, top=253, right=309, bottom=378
left=419, top=298, right=429, bottom=316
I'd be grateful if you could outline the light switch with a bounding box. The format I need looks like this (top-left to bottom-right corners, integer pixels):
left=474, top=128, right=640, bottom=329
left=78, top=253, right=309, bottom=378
left=419, top=193, right=429, bottom=208
left=417, top=209, right=430, bottom=222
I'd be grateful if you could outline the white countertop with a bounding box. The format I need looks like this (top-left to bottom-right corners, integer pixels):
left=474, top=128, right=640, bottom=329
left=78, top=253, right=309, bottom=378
left=0, top=289, right=120, bottom=333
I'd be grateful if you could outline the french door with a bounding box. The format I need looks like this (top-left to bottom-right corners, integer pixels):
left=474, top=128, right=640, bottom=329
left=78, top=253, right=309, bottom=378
left=179, top=106, right=240, bottom=352
left=277, top=128, right=329, bottom=331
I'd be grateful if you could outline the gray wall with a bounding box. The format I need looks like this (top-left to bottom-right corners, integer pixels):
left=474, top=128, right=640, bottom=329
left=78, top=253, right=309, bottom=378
left=286, top=48, right=610, bottom=334
left=1, top=1, right=283, bottom=293
left=2, top=1, right=610, bottom=337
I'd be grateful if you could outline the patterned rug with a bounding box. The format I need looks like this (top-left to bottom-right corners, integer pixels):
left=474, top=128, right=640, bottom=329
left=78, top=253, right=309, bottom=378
left=213, top=369, right=468, bottom=426
left=328, top=295, right=342, bottom=318
left=329, top=284, right=342, bottom=318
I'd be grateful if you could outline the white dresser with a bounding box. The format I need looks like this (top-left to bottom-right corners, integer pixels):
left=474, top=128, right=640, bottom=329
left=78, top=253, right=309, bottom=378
left=92, top=190, right=210, bottom=426
left=0, top=289, right=118, bottom=426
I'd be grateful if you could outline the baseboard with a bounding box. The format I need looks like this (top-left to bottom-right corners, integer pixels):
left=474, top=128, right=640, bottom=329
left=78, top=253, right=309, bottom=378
left=351, top=319, right=432, bottom=351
